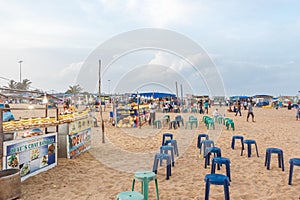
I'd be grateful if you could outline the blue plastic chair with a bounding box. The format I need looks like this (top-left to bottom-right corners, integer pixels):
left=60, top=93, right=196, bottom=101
left=231, top=136, right=244, bottom=150
left=264, top=148, right=284, bottom=171
left=162, top=133, right=173, bottom=146
left=197, top=134, right=209, bottom=149
left=152, top=153, right=172, bottom=180
left=211, top=157, right=231, bottom=181
left=289, top=158, right=300, bottom=185
left=204, top=174, right=230, bottom=200
left=165, top=139, right=179, bottom=157
left=241, top=139, right=259, bottom=157
left=160, top=145, right=175, bottom=166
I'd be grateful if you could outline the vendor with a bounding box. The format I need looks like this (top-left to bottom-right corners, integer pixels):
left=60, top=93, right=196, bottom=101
left=3, top=104, right=15, bottom=121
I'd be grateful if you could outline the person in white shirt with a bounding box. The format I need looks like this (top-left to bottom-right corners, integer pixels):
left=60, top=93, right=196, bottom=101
left=247, top=100, right=255, bottom=122
left=149, top=102, right=156, bottom=125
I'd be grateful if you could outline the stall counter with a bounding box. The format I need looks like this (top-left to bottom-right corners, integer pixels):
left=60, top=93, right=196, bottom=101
left=2, top=132, right=57, bottom=181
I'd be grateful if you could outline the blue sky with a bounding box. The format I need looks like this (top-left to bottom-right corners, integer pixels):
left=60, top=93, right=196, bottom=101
left=0, top=0, right=299, bottom=97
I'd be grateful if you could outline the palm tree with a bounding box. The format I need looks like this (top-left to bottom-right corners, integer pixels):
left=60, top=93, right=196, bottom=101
left=66, top=84, right=83, bottom=104
left=66, top=84, right=82, bottom=95
left=16, top=79, right=32, bottom=90
left=5, top=80, right=17, bottom=89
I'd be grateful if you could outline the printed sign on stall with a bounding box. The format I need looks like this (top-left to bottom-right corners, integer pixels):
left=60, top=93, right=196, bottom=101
left=68, top=117, right=93, bottom=135
left=67, top=128, right=91, bottom=159
left=2, top=133, right=57, bottom=181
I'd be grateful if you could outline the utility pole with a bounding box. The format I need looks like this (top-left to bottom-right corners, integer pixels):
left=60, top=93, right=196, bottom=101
left=99, top=60, right=105, bottom=143
left=18, top=60, right=23, bottom=83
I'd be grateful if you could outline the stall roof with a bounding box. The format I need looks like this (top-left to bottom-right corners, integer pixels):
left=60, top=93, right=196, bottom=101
left=252, top=94, right=273, bottom=98
left=134, top=92, right=176, bottom=99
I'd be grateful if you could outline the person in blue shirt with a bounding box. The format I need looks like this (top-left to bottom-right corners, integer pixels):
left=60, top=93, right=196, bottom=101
left=3, top=104, right=15, bottom=121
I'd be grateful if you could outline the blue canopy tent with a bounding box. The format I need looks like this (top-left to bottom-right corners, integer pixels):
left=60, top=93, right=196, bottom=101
left=132, top=92, right=176, bottom=99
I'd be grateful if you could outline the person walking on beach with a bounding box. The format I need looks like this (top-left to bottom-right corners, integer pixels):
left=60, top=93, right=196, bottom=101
left=235, top=100, right=242, bottom=116
left=243, top=101, right=248, bottom=110
left=296, top=101, right=300, bottom=120
left=247, top=100, right=255, bottom=122
left=198, top=100, right=204, bottom=114
left=204, top=100, right=209, bottom=114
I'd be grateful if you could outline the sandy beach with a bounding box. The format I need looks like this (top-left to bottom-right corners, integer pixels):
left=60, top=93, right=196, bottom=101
left=13, top=105, right=300, bottom=199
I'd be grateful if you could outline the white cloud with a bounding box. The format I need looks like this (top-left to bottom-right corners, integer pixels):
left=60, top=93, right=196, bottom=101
left=59, top=62, right=83, bottom=78
left=97, top=0, right=197, bottom=27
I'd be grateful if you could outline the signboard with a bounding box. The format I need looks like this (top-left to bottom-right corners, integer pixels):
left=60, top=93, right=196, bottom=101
left=68, top=117, right=93, bottom=135
left=3, top=133, right=57, bottom=181
left=67, top=128, right=91, bottom=159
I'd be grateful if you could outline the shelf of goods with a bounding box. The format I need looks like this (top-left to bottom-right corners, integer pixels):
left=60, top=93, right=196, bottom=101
left=116, top=105, right=149, bottom=128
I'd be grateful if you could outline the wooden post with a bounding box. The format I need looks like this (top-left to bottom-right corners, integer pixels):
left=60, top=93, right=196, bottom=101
left=180, top=84, right=184, bottom=109
left=56, top=107, right=59, bottom=133
left=0, top=109, right=3, bottom=169
left=45, top=103, right=48, bottom=134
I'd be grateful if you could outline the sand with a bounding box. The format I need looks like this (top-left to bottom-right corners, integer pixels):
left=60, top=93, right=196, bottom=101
left=8, top=105, right=300, bottom=199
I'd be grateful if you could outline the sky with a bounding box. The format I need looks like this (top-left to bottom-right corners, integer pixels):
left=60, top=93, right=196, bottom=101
left=0, top=0, right=299, bottom=97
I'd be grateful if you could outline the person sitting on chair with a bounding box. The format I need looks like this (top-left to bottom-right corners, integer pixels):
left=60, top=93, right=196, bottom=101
left=3, top=104, right=15, bottom=121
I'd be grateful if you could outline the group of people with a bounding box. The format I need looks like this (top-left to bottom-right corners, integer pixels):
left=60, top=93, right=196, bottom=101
left=224, top=100, right=255, bottom=122
left=198, top=99, right=210, bottom=114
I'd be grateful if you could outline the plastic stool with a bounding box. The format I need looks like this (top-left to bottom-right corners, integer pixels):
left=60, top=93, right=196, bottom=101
left=160, top=145, right=175, bottom=166
left=169, top=120, right=177, bottom=129
left=265, top=148, right=284, bottom=171
left=225, top=119, right=235, bottom=131
left=132, top=171, right=159, bottom=200
left=152, top=153, right=172, bottom=180
left=288, top=158, right=300, bottom=185
left=202, top=115, right=210, bottom=122
left=200, top=140, right=215, bottom=157
left=197, top=134, right=209, bottom=149
left=116, top=191, right=144, bottom=200
left=211, top=157, right=231, bottom=181
left=191, top=107, right=197, bottom=113
left=165, top=139, right=179, bottom=157
left=231, top=136, right=244, bottom=150
left=216, top=116, right=224, bottom=124
left=185, top=118, right=198, bottom=129
left=241, top=139, right=259, bottom=157
left=206, top=118, right=215, bottom=130
left=153, top=120, right=161, bottom=129
left=204, top=147, right=221, bottom=168
left=204, top=174, right=230, bottom=200
left=162, top=133, right=173, bottom=146
left=175, top=115, right=184, bottom=127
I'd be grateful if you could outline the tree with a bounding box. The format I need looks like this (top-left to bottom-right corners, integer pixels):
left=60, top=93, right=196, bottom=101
left=5, top=80, right=17, bottom=90
left=16, top=79, right=32, bottom=90
left=66, top=84, right=83, bottom=95
left=65, top=84, right=83, bottom=104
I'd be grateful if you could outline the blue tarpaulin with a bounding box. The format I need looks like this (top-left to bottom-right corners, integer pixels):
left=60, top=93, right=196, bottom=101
left=133, top=92, right=176, bottom=99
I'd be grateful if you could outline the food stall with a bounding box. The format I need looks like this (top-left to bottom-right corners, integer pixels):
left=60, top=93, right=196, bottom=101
left=0, top=105, right=94, bottom=181
left=57, top=111, right=93, bottom=159
left=0, top=107, right=59, bottom=181
left=116, top=104, right=149, bottom=128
